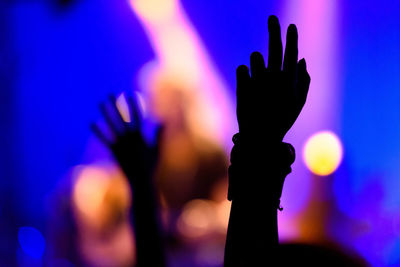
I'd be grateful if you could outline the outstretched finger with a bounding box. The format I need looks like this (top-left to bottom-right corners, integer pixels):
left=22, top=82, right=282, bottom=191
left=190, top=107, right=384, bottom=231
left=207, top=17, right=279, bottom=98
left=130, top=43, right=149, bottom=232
left=283, top=24, right=298, bottom=84
left=91, top=123, right=112, bottom=147
left=109, top=95, right=127, bottom=130
left=236, top=65, right=248, bottom=132
left=296, top=58, right=311, bottom=108
left=267, top=15, right=283, bottom=72
left=127, top=93, right=142, bottom=129
left=236, top=65, right=250, bottom=129
left=100, top=102, right=122, bottom=137
left=250, top=52, right=265, bottom=80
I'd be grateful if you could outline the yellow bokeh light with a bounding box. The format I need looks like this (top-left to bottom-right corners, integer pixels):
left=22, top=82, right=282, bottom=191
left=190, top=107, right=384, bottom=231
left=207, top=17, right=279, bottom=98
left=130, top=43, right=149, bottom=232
left=303, top=131, right=343, bottom=176
left=130, top=0, right=177, bottom=22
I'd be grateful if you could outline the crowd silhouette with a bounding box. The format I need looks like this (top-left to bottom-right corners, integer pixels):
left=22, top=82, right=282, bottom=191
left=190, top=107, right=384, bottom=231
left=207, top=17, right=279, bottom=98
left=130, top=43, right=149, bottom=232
left=93, top=15, right=366, bottom=267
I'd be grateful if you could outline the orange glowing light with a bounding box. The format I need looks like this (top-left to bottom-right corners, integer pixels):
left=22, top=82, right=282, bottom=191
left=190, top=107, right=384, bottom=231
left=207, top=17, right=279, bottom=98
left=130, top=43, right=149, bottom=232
left=303, top=131, right=343, bottom=176
left=215, top=200, right=231, bottom=232
left=73, top=166, right=110, bottom=221
left=72, top=165, right=131, bottom=227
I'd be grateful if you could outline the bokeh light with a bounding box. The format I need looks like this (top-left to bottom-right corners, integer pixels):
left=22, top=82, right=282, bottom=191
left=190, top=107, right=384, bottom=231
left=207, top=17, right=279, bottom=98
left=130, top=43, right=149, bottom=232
left=72, top=165, right=131, bottom=228
left=73, top=165, right=110, bottom=222
left=303, top=131, right=343, bottom=176
left=177, top=199, right=215, bottom=239
left=71, top=164, right=135, bottom=266
left=18, top=226, right=46, bottom=259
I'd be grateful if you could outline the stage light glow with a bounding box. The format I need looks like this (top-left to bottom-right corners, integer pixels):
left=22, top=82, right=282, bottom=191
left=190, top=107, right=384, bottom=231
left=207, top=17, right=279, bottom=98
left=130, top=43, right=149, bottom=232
left=18, top=226, right=45, bottom=259
left=129, top=0, right=235, bottom=148
left=130, top=0, right=177, bottom=22
left=303, top=131, right=343, bottom=176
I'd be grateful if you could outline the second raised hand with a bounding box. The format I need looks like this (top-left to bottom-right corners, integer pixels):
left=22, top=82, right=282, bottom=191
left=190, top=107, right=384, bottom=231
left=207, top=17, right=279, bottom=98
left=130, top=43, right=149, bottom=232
left=92, top=94, right=161, bottom=183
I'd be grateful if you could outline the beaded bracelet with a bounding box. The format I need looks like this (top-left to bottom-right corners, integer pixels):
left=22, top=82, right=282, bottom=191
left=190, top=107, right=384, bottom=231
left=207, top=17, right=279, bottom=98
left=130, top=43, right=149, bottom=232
left=227, top=133, right=295, bottom=211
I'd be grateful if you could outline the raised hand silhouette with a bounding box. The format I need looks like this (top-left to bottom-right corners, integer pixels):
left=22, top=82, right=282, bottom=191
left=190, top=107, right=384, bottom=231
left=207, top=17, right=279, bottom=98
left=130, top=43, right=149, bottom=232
left=92, top=95, right=161, bottom=183
left=236, top=15, right=310, bottom=143
left=228, top=15, right=311, bottom=205
left=92, top=94, right=166, bottom=267
left=224, top=15, right=310, bottom=267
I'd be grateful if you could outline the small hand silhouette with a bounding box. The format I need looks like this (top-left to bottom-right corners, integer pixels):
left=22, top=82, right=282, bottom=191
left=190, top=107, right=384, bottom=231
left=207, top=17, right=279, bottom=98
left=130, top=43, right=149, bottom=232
left=92, top=94, right=166, bottom=267
left=236, top=15, right=310, bottom=143
left=92, top=94, right=161, bottom=183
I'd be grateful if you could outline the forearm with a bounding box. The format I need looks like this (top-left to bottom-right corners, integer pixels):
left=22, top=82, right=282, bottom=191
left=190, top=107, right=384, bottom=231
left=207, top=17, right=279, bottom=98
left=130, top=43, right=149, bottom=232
left=121, top=165, right=166, bottom=267
left=224, top=135, right=295, bottom=267
left=131, top=180, right=166, bottom=267
left=93, top=94, right=167, bottom=266
left=224, top=197, right=278, bottom=267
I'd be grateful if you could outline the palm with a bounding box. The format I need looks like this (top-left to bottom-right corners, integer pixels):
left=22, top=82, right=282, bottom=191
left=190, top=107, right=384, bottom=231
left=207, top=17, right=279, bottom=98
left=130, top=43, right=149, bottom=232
left=92, top=95, right=160, bottom=184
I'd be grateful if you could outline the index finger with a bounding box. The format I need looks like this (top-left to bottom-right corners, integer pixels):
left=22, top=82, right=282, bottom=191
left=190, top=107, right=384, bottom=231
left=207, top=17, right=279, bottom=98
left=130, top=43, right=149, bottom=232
left=267, top=15, right=283, bottom=72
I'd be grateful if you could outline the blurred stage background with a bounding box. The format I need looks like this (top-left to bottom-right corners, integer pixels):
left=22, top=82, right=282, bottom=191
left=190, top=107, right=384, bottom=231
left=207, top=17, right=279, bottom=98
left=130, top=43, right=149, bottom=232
left=1, top=0, right=400, bottom=266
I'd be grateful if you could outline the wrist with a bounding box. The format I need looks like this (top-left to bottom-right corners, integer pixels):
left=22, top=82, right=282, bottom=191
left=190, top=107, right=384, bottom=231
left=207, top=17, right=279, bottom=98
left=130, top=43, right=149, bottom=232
left=235, top=132, right=283, bottom=150
left=227, top=132, right=295, bottom=205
